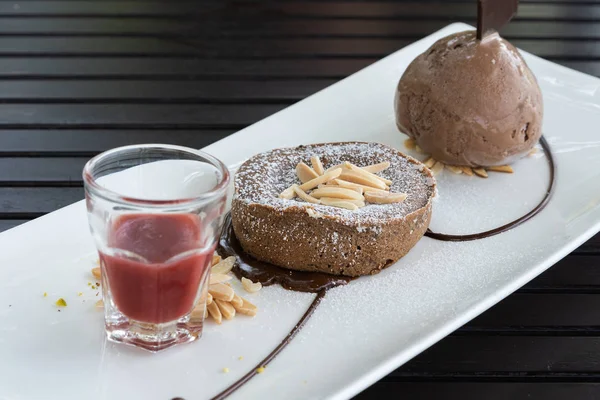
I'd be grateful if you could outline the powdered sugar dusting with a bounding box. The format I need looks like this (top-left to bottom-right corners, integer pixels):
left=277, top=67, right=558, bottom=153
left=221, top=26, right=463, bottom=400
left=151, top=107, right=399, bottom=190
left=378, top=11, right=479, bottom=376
left=234, top=142, right=436, bottom=226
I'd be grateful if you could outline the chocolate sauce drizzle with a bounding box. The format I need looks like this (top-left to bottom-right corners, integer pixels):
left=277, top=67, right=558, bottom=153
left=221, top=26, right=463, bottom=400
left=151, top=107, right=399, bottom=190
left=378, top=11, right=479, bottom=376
left=208, top=137, right=555, bottom=399
left=425, top=136, right=555, bottom=242
left=210, top=291, right=325, bottom=400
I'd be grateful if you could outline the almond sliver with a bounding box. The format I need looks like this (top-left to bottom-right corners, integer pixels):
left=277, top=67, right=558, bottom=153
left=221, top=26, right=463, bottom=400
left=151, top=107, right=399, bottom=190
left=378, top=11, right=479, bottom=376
left=215, top=299, right=236, bottom=320
left=461, top=166, right=474, bottom=176
left=310, top=187, right=364, bottom=201
left=333, top=179, right=388, bottom=194
left=473, top=168, right=488, bottom=178
left=487, top=165, right=514, bottom=173
left=296, top=162, right=319, bottom=183
left=212, top=256, right=236, bottom=274
left=431, top=161, right=445, bottom=176
left=207, top=301, right=222, bottom=324
left=311, top=156, right=325, bottom=175
left=211, top=254, right=222, bottom=266
left=91, top=267, right=101, bottom=279
left=424, top=157, right=436, bottom=168
left=345, top=162, right=393, bottom=186
left=319, top=197, right=365, bottom=207
left=209, top=273, right=232, bottom=285
left=241, top=277, right=262, bottom=293
left=445, top=165, right=463, bottom=174
left=233, top=297, right=258, bottom=317
left=319, top=198, right=359, bottom=210
left=292, top=185, right=321, bottom=204
left=362, top=161, right=390, bottom=174
left=279, top=186, right=295, bottom=199
left=209, top=283, right=235, bottom=302
left=364, top=191, right=407, bottom=204
left=404, top=138, right=416, bottom=150
left=231, top=294, right=244, bottom=308
left=207, top=292, right=213, bottom=305
left=339, top=170, right=387, bottom=190
left=299, top=168, right=342, bottom=191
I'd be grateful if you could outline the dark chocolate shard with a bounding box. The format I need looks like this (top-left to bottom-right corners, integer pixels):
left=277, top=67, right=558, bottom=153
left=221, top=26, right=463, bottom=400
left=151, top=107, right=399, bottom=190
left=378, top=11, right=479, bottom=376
left=477, top=0, right=519, bottom=40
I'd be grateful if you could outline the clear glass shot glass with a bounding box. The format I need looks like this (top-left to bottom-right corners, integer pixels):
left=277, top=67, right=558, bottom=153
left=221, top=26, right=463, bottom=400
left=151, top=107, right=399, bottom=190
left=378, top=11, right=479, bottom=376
left=83, top=144, right=230, bottom=352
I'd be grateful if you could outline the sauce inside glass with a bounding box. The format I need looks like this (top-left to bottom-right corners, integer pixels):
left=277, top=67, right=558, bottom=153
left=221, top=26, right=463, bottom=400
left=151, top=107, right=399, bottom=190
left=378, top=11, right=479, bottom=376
left=100, top=213, right=212, bottom=324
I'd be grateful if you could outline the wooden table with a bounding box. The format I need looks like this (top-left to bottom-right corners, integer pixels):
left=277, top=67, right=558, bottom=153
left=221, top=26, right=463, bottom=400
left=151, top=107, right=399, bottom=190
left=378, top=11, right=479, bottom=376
left=1, top=1, right=599, bottom=399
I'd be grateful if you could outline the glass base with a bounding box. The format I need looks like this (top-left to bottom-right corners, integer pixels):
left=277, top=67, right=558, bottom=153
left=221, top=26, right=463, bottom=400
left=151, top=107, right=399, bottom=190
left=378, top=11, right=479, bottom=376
left=106, top=316, right=204, bottom=352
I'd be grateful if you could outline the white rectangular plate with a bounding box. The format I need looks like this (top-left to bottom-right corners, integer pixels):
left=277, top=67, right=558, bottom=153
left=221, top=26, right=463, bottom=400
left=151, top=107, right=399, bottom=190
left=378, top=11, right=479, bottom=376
left=2, top=23, right=600, bottom=400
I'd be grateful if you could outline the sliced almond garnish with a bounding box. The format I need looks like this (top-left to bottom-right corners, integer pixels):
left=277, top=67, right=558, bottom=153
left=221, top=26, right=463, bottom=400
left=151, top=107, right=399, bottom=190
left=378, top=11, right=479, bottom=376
left=473, top=168, right=488, bottom=178
left=404, top=138, right=416, bottom=150
left=415, top=145, right=425, bottom=154
left=212, top=256, right=236, bottom=275
left=212, top=254, right=222, bottom=266
left=190, top=303, right=205, bottom=319
left=215, top=299, right=236, bottom=320
left=333, top=179, right=388, bottom=194
left=296, top=162, right=319, bottom=183
left=231, top=294, right=244, bottom=308
left=424, top=157, right=436, bottom=168
left=339, top=170, right=387, bottom=190
left=95, top=299, right=104, bottom=308
left=325, top=163, right=350, bottom=173
left=310, top=187, right=364, bottom=201
left=207, top=301, right=222, bottom=324
left=461, top=166, right=474, bottom=176
left=345, top=162, right=393, bottom=186
left=299, top=168, right=342, bottom=191
left=233, top=297, right=258, bottom=317
left=292, top=185, right=321, bottom=204
left=362, top=161, right=391, bottom=174
left=528, top=148, right=538, bottom=156
left=91, top=267, right=101, bottom=279
left=279, top=186, right=295, bottom=200
left=319, top=199, right=359, bottom=210
left=487, top=165, right=514, bottom=173
left=319, top=197, right=365, bottom=207
left=311, top=156, right=325, bottom=175
left=364, top=191, right=407, bottom=204
left=209, top=283, right=235, bottom=302
left=431, top=161, right=444, bottom=176
left=209, top=273, right=232, bottom=285
left=207, top=292, right=213, bottom=305
left=241, top=277, right=262, bottom=293
left=445, top=165, right=463, bottom=174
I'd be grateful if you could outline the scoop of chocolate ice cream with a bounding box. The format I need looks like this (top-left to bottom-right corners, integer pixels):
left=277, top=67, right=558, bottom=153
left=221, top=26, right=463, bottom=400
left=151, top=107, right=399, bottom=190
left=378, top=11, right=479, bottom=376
left=395, top=30, right=543, bottom=167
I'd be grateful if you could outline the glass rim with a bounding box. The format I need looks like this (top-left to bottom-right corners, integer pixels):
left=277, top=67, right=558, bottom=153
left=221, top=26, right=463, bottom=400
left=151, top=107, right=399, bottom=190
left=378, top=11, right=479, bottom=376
left=83, top=144, right=230, bottom=208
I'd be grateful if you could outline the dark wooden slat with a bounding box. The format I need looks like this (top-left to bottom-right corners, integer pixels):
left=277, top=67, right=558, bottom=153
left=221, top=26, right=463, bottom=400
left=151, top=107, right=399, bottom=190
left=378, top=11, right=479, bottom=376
left=0, top=130, right=233, bottom=154
left=574, top=234, right=600, bottom=254
left=0, top=104, right=285, bottom=127
left=0, top=58, right=596, bottom=82
left=4, top=19, right=600, bottom=41
left=0, top=158, right=86, bottom=184
left=466, top=293, right=600, bottom=327
left=0, top=38, right=599, bottom=59
left=0, top=219, right=30, bottom=232
left=0, top=79, right=333, bottom=101
left=398, top=337, right=600, bottom=373
left=2, top=2, right=600, bottom=22
left=524, top=255, right=600, bottom=288
left=0, top=58, right=374, bottom=79
left=0, top=187, right=82, bottom=215
left=355, top=382, right=600, bottom=400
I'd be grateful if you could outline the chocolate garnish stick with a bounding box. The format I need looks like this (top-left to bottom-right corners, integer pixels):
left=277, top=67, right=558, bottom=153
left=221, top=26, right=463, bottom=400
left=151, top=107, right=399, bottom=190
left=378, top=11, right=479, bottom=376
left=477, top=0, right=519, bottom=40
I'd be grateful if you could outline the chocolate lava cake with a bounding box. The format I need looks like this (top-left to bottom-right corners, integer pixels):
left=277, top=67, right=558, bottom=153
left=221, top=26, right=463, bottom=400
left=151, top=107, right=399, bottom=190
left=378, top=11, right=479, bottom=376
left=231, top=142, right=436, bottom=277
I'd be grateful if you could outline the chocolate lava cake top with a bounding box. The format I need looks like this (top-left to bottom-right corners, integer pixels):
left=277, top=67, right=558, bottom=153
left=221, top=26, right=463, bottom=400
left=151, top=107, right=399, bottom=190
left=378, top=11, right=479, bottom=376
left=234, top=142, right=436, bottom=225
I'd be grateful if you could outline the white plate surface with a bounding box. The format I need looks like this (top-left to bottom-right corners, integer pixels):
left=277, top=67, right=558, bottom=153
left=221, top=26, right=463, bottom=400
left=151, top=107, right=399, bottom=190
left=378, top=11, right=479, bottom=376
left=2, top=23, right=600, bottom=400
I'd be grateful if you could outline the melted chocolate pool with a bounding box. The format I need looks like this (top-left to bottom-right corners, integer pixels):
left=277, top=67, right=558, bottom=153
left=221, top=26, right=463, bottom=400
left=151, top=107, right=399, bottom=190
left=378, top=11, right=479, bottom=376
left=218, top=214, right=353, bottom=293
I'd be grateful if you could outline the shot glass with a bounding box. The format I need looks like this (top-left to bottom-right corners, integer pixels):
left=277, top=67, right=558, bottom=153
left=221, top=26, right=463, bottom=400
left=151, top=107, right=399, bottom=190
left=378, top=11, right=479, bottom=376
left=83, top=144, right=230, bottom=352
